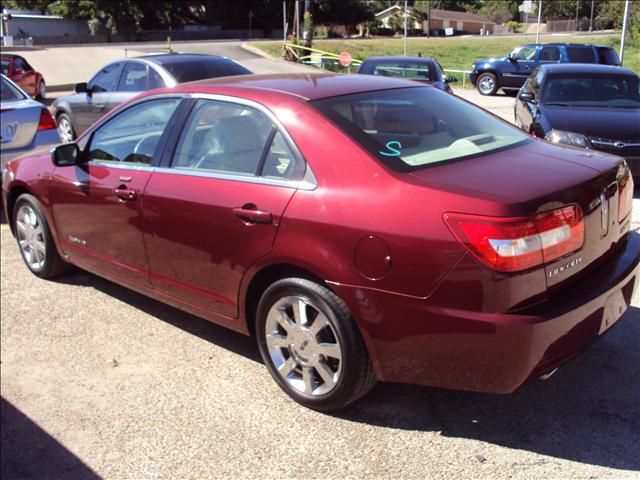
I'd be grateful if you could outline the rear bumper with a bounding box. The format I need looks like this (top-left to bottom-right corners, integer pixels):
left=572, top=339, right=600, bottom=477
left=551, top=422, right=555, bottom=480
left=333, top=232, right=640, bottom=393
left=0, top=130, right=59, bottom=172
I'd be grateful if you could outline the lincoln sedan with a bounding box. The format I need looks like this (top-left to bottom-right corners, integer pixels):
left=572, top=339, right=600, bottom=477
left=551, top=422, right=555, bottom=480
left=3, top=74, right=638, bottom=411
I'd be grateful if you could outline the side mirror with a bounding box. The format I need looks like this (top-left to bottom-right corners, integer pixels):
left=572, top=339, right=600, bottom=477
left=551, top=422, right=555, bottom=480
left=508, top=54, right=517, bottom=63
left=75, top=82, right=88, bottom=93
left=445, top=76, right=458, bottom=83
left=51, top=143, right=80, bottom=167
left=518, top=91, right=535, bottom=103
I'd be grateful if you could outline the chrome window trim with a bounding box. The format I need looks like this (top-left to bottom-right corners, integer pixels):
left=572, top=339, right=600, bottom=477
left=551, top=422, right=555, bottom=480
left=154, top=166, right=316, bottom=190
left=89, top=160, right=156, bottom=172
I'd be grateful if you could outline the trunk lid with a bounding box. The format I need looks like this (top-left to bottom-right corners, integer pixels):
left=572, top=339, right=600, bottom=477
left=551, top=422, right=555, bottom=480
left=408, top=139, right=630, bottom=289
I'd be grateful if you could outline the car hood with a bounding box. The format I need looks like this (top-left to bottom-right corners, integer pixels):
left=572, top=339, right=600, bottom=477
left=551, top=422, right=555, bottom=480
left=541, top=106, right=640, bottom=139
left=473, top=57, right=506, bottom=67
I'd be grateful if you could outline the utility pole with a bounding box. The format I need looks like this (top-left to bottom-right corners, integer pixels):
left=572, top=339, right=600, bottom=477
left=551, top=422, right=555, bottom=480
left=536, top=0, right=543, bottom=43
left=282, top=1, right=287, bottom=44
left=403, top=0, right=408, bottom=56
left=620, top=0, right=630, bottom=64
left=427, top=0, right=431, bottom=38
left=589, top=0, right=594, bottom=32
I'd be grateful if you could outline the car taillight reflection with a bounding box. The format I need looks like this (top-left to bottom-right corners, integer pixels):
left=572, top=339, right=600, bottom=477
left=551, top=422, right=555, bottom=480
left=444, top=205, right=584, bottom=272
left=618, top=175, right=634, bottom=222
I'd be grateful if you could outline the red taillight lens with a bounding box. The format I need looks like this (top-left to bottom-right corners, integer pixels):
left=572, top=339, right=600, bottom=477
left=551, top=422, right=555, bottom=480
left=37, top=108, right=56, bottom=131
left=618, top=174, right=633, bottom=222
left=444, top=205, right=584, bottom=272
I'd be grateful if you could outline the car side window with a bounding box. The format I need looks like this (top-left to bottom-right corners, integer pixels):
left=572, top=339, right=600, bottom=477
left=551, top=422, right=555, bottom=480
left=172, top=99, right=276, bottom=177
left=88, top=63, right=122, bottom=92
left=21, top=58, right=33, bottom=71
left=148, top=67, right=165, bottom=89
left=511, top=46, right=536, bottom=61
left=87, top=98, right=180, bottom=165
left=262, top=131, right=299, bottom=180
left=13, top=58, right=24, bottom=71
left=118, top=62, right=148, bottom=92
left=539, top=47, right=560, bottom=62
left=566, top=47, right=596, bottom=63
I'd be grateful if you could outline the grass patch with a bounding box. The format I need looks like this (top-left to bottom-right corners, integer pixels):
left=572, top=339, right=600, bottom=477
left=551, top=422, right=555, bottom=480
left=248, top=34, right=639, bottom=76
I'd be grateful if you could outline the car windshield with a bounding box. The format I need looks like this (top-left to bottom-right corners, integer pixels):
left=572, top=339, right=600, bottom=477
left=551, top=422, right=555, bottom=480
left=361, top=62, right=434, bottom=82
left=312, top=87, right=529, bottom=172
left=542, top=74, right=640, bottom=108
left=157, top=57, right=251, bottom=83
left=1, top=76, right=26, bottom=101
left=0, top=59, right=10, bottom=75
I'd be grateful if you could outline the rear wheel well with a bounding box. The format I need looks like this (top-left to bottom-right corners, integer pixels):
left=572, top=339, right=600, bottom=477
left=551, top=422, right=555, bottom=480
left=244, top=264, right=326, bottom=337
left=6, top=185, right=31, bottom=235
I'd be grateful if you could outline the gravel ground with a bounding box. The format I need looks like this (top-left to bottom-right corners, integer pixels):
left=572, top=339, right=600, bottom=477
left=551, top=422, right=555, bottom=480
left=2, top=79, right=640, bottom=480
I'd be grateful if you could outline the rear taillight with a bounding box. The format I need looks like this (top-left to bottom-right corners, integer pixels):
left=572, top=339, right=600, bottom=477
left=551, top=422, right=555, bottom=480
left=444, top=205, right=584, bottom=272
left=37, top=108, right=56, bottom=131
left=618, top=174, right=633, bottom=222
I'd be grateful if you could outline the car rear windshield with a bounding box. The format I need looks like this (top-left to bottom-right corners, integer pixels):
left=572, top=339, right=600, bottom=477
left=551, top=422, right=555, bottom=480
left=360, top=62, right=434, bottom=82
left=157, top=58, right=251, bottom=83
left=542, top=74, right=640, bottom=108
left=1, top=76, right=26, bottom=101
left=566, top=47, right=596, bottom=63
left=311, top=87, right=529, bottom=172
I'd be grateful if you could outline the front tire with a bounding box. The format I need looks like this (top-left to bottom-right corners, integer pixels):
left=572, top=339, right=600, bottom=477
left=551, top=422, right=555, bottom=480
left=477, top=72, right=498, bottom=96
left=57, top=113, right=75, bottom=142
left=13, top=194, right=67, bottom=279
left=256, top=277, right=376, bottom=411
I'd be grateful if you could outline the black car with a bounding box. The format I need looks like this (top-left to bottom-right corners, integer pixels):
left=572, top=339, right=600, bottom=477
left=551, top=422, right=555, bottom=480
left=470, top=43, right=620, bottom=96
left=357, top=56, right=456, bottom=93
left=52, top=53, right=251, bottom=142
left=514, top=64, right=640, bottom=177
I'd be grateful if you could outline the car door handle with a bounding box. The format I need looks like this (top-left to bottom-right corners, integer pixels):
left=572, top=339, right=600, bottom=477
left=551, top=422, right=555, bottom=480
left=114, top=187, right=137, bottom=201
left=93, top=104, right=105, bottom=111
left=232, top=206, right=272, bottom=224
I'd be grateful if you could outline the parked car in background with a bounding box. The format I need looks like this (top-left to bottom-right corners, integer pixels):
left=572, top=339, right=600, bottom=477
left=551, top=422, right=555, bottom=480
left=3, top=74, right=637, bottom=411
left=51, top=53, right=252, bottom=142
left=0, top=53, right=47, bottom=100
left=1, top=75, right=59, bottom=172
left=357, top=56, right=456, bottom=93
left=470, top=43, right=621, bottom=96
left=514, top=64, right=640, bottom=178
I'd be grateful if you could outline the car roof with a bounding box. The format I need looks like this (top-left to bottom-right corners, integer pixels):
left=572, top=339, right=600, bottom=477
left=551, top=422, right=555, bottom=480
left=137, top=53, right=229, bottom=65
left=363, top=56, right=437, bottom=63
left=520, top=43, right=610, bottom=48
left=539, top=64, right=637, bottom=76
left=184, top=73, right=425, bottom=101
left=0, top=53, right=23, bottom=60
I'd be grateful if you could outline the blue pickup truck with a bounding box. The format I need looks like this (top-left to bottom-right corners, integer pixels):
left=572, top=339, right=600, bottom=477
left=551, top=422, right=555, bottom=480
left=470, top=43, right=620, bottom=96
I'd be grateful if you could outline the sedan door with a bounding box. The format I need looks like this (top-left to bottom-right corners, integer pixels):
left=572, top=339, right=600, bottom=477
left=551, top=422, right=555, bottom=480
left=141, top=97, right=306, bottom=318
left=74, top=62, right=123, bottom=134
left=50, top=96, right=183, bottom=286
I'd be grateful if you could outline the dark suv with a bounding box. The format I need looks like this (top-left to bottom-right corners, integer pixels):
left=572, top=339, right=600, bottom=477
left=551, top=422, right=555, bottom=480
left=470, top=43, right=620, bottom=96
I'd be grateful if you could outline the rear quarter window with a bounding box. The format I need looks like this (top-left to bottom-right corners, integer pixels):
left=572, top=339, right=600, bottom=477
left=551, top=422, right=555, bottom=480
left=597, top=47, right=620, bottom=65
left=566, top=47, right=596, bottom=63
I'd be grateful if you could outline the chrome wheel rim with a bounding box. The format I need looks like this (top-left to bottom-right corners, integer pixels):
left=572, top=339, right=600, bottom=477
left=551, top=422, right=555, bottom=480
left=16, top=205, right=46, bottom=271
left=39, top=81, right=46, bottom=99
left=479, top=76, right=495, bottom=94
left=58, top=117, right=73, bottom=142
left=265, top=295, right=343, bottom=396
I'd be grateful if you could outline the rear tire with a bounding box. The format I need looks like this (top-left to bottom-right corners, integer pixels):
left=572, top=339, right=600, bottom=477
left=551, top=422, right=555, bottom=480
left=477, top=72, right=498, bottom=96
left=57, top=113, right=75, bottom=142
left=36, top=80, right=46, bottom=100
left=13, top=194, right=68, bottom=279
left=256, top=277, right=376, bottom=411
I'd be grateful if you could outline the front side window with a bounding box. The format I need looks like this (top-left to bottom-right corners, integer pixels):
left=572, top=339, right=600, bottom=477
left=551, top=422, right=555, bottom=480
left=89, top=63, right=122, bottom=92
left=88, top=98, right=180, bottom=165
left=362, top=62, right=433, bottom=82
left=172, top=99, right=300, bottom=178
left=312, top=87, right=529, bottom=172
left=542, top=75, right=640, bottom=108
left=118, top=62, right=148, bottom=92
left=0, top=59, right=10, bottom=75
left=511, top=46, right=537, bottom=61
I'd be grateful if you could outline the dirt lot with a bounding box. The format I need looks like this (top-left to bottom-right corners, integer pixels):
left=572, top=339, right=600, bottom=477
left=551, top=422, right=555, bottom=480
left=2, top=52, right=640, bottom=479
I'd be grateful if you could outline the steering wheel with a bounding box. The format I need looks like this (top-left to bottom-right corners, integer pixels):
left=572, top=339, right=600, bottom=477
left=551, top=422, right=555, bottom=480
left=133, top=133, right=161, bottom=157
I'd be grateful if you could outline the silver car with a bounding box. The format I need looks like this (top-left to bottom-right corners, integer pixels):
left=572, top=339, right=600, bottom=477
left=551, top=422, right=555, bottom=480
left=1, top=74, right=60, bottom=171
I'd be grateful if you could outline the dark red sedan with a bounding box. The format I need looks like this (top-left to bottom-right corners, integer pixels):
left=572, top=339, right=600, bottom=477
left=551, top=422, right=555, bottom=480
left=2, top=74, right=638, bottom=411
left=1, top=54, right=46, bottom=100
